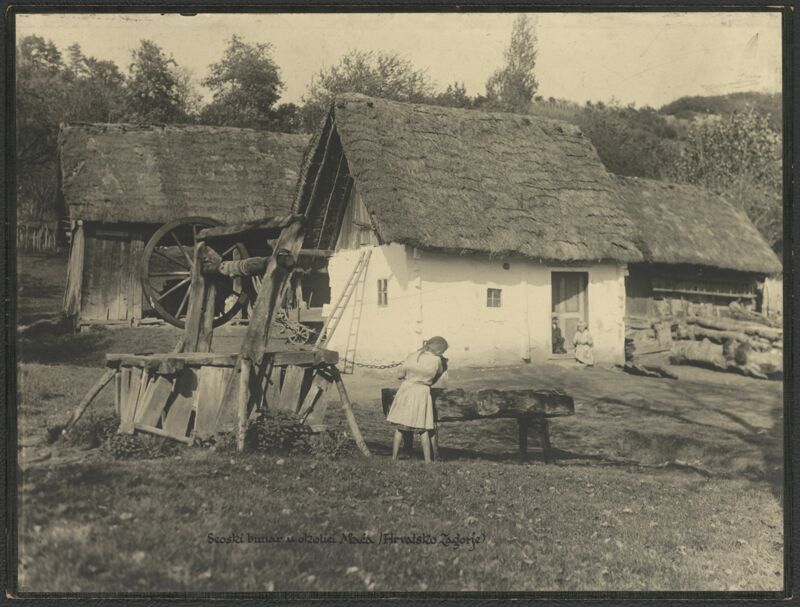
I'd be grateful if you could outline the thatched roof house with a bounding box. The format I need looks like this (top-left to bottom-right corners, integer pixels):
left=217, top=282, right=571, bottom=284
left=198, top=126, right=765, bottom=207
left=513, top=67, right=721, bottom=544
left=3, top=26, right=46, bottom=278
left=292, top=94, right=643, bottom=366
left=59, top=123, right=309, bottom=327
left=59, top=123, right=309, bottom=224
left=614, top=176, right=781, bottom=275
left=295, top=93, right=643, bottom=263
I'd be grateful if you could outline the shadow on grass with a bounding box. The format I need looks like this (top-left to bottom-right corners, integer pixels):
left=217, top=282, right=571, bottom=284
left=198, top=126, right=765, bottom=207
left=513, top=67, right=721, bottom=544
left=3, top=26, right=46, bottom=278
left=17, top=330, right=111, bottom=367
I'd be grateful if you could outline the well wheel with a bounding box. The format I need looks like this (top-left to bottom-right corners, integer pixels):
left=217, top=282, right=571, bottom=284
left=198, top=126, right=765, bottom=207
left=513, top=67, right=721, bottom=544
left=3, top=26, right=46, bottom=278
left=141, top=216, right=251, bottom=329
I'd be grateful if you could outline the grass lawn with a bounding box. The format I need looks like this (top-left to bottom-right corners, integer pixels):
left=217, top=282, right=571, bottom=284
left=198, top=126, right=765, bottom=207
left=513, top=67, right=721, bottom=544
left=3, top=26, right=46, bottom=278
left=13, top=252, right=786, bottom=593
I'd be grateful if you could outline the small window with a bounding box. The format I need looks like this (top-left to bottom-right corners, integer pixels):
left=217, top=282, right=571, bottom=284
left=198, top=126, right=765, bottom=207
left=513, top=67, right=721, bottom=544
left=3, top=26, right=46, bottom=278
left=486, top=288, right=502, bottom=308
left=377, top=279, right=389, bottom=306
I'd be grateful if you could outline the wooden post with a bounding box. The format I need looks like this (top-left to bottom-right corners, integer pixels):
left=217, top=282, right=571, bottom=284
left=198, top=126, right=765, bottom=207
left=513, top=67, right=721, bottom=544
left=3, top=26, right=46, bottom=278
left=517, top=417, right=530, bottom=462
left=331, top=367, right=371, bottom=457
left=237, top=358, right=252, bottom=452
left=539, top=419, right=553, bottom=464
left=240, top=219, right=306, bottom=361
left=178, top=242, right=211, bottom=353
left=63, top=368, right=116, bottom=434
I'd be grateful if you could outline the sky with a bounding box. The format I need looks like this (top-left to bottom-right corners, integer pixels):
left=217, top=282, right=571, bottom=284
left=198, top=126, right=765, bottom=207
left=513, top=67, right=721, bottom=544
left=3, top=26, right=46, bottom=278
left=16, top=11, right=782, bottom=109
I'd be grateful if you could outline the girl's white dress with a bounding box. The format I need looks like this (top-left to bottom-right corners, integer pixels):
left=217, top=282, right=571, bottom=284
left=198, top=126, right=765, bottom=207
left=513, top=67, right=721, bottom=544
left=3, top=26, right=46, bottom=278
left=573, top=329, right=595, bottom=366
left=386, top=351, right=443, bottom=431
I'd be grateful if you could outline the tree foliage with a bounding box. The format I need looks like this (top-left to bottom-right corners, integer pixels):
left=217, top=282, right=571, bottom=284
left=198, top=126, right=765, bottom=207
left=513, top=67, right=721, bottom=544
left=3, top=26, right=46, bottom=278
left=670, top=110, right=782, bottom=246
left=126, top=40, right=197, bottom=123
left=200, top=35, right=284, bottom=128
left=301, top=49, right=433, bottom=130
left=485, top=15, right=538, bottom=113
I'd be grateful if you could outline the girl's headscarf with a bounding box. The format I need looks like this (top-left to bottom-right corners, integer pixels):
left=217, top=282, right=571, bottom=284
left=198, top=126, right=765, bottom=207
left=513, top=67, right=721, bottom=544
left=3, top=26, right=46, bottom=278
left=417, top=335, right=449, bottom=359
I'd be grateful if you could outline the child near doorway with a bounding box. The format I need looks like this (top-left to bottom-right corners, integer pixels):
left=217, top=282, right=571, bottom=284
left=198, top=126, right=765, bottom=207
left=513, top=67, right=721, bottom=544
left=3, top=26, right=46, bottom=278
left=573, top=321, right=594, bottom=366
left=551, top=314, right=567, bottom=354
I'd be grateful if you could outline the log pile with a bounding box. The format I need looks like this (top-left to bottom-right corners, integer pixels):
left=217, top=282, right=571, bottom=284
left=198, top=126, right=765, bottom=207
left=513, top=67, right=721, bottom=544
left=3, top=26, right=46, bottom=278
left=669, top=313, right=783, bottom=379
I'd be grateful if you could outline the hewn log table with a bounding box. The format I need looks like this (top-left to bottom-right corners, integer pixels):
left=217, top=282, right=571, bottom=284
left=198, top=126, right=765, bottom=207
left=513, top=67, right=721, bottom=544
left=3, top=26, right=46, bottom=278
left=381, top=387, right=575, bottom=463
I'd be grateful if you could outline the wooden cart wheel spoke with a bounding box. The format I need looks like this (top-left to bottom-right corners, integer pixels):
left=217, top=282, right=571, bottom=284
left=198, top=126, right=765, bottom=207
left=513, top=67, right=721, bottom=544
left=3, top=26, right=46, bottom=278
left=221, top=244, right=238, bottom=258
left=155, top=277, right=191, bottom=302
left=170, top=231, right=194, bottom=267
left=153, top=248, right=190, bottom=271
left=176, top=284, right=192, bottom=318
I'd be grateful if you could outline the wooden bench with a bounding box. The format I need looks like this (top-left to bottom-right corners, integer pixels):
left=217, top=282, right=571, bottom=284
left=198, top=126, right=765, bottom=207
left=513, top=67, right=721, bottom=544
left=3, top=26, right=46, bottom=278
left=381, top=387, right=575, bottom=463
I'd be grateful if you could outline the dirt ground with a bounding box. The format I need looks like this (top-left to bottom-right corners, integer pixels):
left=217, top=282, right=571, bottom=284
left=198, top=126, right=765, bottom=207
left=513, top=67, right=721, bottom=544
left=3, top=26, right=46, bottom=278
left=12, top=252, right=786, bottom=593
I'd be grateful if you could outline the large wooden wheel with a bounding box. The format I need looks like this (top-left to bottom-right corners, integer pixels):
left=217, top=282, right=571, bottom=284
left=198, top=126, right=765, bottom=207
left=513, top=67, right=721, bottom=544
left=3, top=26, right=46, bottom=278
left=141, top=217, right=251, bottom=329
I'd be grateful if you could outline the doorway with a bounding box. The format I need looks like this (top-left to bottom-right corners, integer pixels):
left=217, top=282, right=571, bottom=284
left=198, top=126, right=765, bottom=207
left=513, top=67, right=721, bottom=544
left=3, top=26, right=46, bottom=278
left=551, top=272, right=588, bottom=354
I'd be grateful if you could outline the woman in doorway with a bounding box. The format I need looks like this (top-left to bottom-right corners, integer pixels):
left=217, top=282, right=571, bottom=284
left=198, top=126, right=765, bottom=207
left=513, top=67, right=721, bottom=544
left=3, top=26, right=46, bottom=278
left=573, top=320, right=594, bottom=366
left=386, top=336, right=449, bottom=463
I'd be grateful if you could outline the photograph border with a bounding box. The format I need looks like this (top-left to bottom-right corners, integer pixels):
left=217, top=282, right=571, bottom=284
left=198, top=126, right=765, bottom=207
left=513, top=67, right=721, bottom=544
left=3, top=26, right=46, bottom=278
left=2, top=1, right=795, bottom=602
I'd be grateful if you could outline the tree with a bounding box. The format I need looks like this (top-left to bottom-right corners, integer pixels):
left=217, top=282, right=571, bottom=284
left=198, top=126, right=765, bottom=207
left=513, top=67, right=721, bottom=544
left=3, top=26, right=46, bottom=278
left=125, top=40, right=196, bottom=123
left=431, top=82, right=475, bottom=109
left=200, top=35, right=284, bottom=128
left=301, top=49, right=433, bottom=130
left=64, top=43, right=126, bottom=123
left=485, top=15, right=538, bottom=113
left=670, top=110, right=782, bottom=246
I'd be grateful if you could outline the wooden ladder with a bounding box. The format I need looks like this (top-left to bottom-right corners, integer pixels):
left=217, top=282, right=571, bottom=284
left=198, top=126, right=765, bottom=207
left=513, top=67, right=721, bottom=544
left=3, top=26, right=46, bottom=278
left=315, top=249, right=372, bottom=350
left=342, top=252, right=371, bottom=374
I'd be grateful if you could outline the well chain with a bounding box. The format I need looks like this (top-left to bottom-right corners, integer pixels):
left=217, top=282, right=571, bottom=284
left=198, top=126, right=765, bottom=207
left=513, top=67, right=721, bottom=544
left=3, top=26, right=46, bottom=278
left=343, top=359, right=404, bottom=369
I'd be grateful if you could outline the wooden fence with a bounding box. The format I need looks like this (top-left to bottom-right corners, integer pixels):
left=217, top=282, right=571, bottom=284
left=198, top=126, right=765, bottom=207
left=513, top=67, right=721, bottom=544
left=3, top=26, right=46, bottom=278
left=17, top=223, right=59, bottom=252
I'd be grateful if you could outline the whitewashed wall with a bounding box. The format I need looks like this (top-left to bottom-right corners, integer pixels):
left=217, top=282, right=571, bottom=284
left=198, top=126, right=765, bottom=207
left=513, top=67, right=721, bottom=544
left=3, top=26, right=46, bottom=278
left=324, top=243, right=415, bottom=364
left=324, top=245, right=627, bottom=367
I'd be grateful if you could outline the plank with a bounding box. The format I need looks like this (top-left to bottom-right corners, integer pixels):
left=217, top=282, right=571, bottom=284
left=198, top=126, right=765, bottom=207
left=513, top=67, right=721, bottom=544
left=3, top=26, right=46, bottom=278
left=196, top=214, right=302, bottom=241
left=275, top=365, right=306, bottom=413
left=162, top=369, right=197, bottom=438
left=264, top=366, right=283, bottom=410
left=134, top=423, right=193, bottom=444
left=128, top=230, right=144, bottom=321
left=298, top=371, right=334, bottom=426
left=194, top=367, right=227, bottom=439
left=114, top=368, right=122, bottom=417
left=118, top=366, right=135, bottom=433
left=117, top=236, right=129, bottom=321
left=134, top=375, right=173, bottom=427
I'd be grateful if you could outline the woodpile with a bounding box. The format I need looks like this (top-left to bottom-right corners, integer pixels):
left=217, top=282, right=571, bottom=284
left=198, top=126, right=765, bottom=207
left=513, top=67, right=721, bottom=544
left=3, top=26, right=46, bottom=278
left=669, top=312, right=783, bottom=379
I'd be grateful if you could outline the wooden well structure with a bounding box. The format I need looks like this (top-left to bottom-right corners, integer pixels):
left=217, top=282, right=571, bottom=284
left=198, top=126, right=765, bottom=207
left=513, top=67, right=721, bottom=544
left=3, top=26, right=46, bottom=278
left=70, top=215, right=369, bottom=454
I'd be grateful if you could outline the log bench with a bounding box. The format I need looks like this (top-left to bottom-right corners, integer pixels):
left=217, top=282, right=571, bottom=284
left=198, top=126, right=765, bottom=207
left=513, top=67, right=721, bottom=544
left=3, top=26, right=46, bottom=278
left=381, top=387, right=575, bottom=463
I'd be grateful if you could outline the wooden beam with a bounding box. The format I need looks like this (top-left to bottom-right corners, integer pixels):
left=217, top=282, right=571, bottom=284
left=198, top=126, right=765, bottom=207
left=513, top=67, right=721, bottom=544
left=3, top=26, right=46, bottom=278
left=299, top=249, right=335, bottom=258
left=196, top=214, right=303, bottom=241
left=237, top=359, right=252, bottom=452
left=176, top=242, right=208, bottom=353
left=63, top=368, right=116, bottom=434
left=381, top=387, right=575, bottom=420
left=317, top=152, right=346, bottom=249
left=240, top=219, right=306, bottom=362
left=331, top=367, right=371, bottom=457
left=304, top=117, right=337, bottom=220
left=105, top=348, right=339, bottom=371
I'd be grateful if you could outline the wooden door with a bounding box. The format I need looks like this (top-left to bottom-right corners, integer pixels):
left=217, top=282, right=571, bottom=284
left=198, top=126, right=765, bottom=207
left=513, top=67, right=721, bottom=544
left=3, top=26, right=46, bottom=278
left=551, top=272, right=588, bottom=352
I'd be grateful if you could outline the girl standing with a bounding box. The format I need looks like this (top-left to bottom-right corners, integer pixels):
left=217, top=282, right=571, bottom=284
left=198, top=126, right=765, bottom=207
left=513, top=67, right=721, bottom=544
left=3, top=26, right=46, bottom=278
left=386, top=336, right=449, bottom=463
left=573, top=320, right=594, bottom=366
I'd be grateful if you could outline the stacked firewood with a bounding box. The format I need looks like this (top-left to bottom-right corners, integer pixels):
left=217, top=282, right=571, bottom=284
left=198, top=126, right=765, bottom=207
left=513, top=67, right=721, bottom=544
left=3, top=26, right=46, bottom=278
left=669, top=314, right=782, bottom=379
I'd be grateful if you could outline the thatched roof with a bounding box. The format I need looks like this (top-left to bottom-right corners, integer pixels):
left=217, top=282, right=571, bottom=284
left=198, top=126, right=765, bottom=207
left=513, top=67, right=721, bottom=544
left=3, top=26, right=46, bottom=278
left=614, top=176, right=781, bottom=274
left=295, top=94, right=644, bottom=263
left=58, top=123, right=310, bottom=224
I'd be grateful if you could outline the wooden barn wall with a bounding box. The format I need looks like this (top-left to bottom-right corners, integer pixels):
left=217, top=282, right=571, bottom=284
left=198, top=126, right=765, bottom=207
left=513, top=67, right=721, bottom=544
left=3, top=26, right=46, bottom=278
left=79, top=223, right=146, bottom=322
left=625, top=263, right=763, bottom=320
